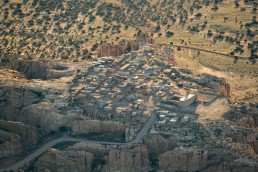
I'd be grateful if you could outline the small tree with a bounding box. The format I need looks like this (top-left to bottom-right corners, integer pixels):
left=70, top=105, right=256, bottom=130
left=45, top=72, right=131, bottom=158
left=59, top=126, right=68, bottom=132
left=166, top=31, right=174, bottom=37
left=195, top=13, right=202, bottom=18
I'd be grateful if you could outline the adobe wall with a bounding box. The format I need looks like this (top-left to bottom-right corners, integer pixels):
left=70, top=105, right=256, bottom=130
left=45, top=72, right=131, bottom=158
left=98, top=31, right=156, bottom=57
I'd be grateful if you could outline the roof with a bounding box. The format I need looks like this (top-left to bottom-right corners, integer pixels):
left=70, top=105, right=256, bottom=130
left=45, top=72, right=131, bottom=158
left=180, top=94, right=196, bottom=102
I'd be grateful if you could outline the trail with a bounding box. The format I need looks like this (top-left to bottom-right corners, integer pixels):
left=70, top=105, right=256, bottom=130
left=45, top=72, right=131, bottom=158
left=160, top=44, right=253, bottom=61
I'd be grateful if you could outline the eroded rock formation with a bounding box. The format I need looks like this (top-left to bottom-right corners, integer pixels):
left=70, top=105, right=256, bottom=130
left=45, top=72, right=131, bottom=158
left=0, top=85, right=43, bottom=121
left=159, top=147, right=208, bottom=172
left=35, top=148, right=94, bottom=172
left=0, top=120, right=38, bottom=158
left=104, top=144, right=150, bottom=172
left=220, top=78, right=231, bottom=98
left=34, top=143, right=150, bottom=172
left=171, top=68, right=231, bottom=97
left=10, top=60, right=75, bottom=80
left=143, top=134, right=178, bottom=155
left=10, top=60, right=48, bottom=79
left=68, top=119, right=127, bottom=135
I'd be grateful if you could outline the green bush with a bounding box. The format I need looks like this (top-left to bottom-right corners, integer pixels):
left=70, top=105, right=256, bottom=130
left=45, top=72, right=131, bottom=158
left=166, top=31, right=174, bottom=37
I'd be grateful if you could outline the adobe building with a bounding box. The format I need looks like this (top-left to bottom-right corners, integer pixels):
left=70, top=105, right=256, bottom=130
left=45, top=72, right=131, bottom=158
left=98, top=30, right=156, bottom=57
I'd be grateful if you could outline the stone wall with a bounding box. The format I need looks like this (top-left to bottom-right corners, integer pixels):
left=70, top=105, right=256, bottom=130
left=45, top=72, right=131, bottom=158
left=104, top=144, right=150, bottom=172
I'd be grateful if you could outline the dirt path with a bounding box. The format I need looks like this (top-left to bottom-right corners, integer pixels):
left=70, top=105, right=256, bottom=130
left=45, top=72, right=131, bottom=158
left=163, top=44, right=253, bottom=61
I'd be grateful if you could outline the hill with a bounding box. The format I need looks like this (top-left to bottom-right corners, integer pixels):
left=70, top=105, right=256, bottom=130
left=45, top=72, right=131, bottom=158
left=0, top=0, right=257, bottom=102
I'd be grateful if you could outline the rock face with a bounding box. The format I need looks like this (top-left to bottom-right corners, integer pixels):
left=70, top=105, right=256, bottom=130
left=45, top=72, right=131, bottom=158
left=0, top=120, right=38, bottom=158
left=0, top=120, right=38, bottom=145
left=125, top=126, right=137, bottom=142
left=0, top=86, right=42, bottom=120
left=34, top=148, right=94, bottom=172
left=34, top=143, right=150, bottom=172
left=10, top=60, right=75, bottom=80
left=68, top=119, right=127, bottom=135
left=10, top=60, right=48, bottom=79
left=143, top=135, right=178, bottom=155
left=237, top=116, right=255, bottom=128
left=159, top=147, right=208, bottom=172
left=171, top=68, right=231, bottom=97
left=104, top=144, right=150, bottom=172
left=0, top=129, right=23, bottom=158
left=219, top=78, right=231, bottom=98
left=20, top=103, right=127, bottom=135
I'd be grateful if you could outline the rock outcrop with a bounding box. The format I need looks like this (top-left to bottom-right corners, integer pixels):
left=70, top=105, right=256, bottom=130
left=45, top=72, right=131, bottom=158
left=0, top=120, right=38, bottom=158
left=21, top=103, right=127, bottom=135
left=10, top=60, right=48, bottom=79
left=171, top=68, right=231, bottom=97
left=104, top=144, right=150, bottom=172
left=34, top=148, right=94, bottom=172
left=237, top=116, right=255, bottom=128
left=125, top=125, right=137, bottom=142
left=68, top=119, right=127, bottom=135
left=159, top=147, right=208, bottom=172
left=0, top=129, right=23, bottom=158
left=143, top=134, right=178, bottom=155
left=0, top=120, right=38, bottom=145
left=34, top=143, right=150, bottom=172
left=0, top=85, right=43, bottom=120
left=10, top=60, right=75, bottom=80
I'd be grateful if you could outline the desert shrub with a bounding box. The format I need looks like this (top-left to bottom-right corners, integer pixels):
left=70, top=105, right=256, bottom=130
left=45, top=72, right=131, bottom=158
left=166, top=31, right=174, bottom=37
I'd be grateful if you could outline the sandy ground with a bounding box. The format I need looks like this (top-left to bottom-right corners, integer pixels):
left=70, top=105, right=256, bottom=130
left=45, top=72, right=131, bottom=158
left=196, top=97, right=231, bottom=121
left=176, top=52, right=258, bottom=103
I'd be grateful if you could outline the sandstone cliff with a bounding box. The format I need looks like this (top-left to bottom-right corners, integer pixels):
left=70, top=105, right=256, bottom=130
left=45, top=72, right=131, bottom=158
left=0, top=85, right=42, bottom=120
left=67, top=119, right=127, bottom=135
left=159, top=146, right=208, bottom=172
left=34, top=148, right=94, bottom=172
left=0, top=129, right=23, bottom=158
left=10, top=60, right=75, bottom=80
left=104, top=144, right=150, bottom=172
left=171, top=68, right=231, bottom=97
left=33, top=143, right=150, bottom=172
left=237, top=116, right=255, bottom=128
left=0, top=119, right=38, bottom=145
left=0, top=120, right=38, bottom=158
left=143, top=134, right=178, bottom=155
left=125, top=125, right=137, bottom=142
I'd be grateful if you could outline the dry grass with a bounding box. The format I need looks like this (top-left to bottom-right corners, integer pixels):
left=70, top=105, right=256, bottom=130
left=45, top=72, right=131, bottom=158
left=175, top=49, right=258, bottom=103
left=153, top=0, right=256, bottom=57
left=0, top=0, right=256, bottom=103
